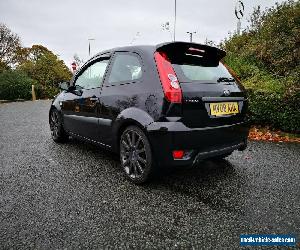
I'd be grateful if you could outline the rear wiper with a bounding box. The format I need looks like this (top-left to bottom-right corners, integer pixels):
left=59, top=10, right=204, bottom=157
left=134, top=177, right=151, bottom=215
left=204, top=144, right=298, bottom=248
left=217, top=77, right=235, bottom=83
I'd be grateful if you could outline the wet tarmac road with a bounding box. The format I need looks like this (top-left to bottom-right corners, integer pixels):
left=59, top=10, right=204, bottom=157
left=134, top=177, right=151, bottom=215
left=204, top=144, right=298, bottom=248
left=0, top=100, right=299, bottom=249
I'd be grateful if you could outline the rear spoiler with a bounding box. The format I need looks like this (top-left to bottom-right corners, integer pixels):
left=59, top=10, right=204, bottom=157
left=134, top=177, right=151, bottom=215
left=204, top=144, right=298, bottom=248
left=156, top=42, right=226, bottom=67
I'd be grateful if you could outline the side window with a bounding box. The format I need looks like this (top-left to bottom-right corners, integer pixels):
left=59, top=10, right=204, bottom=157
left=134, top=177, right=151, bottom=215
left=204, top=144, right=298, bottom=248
left=75, top=59, right=109, bottom=89
left=108, top=53, right=142, bottom=84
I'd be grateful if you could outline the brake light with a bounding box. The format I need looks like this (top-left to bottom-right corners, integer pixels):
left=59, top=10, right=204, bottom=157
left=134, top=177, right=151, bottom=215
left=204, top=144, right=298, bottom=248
left=154, top=52, right=182, bottom=103
left=188, top=47, right=205, bottom=53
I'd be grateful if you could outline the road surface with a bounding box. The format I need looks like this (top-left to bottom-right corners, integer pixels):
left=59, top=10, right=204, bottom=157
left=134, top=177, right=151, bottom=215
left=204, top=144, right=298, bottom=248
left=0, top=100, right=299, bottom=249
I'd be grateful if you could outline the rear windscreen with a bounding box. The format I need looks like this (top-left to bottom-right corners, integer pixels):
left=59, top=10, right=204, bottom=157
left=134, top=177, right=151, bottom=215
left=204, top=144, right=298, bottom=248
left=172, top=62, right=233, bottom=83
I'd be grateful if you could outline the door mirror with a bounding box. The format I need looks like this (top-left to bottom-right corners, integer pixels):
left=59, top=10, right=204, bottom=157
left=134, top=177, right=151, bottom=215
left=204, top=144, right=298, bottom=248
left=58, top=81, right=69, bottom=91
left=72, top=89, right=83, bottom=96
left=67, top=85, right=83, bottom=96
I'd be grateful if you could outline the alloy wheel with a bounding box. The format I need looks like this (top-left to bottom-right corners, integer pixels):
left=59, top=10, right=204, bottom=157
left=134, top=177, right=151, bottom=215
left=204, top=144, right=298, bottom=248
left=120, top=129, right=147, bottom=179
left=50, top=110, right=60, bottom=139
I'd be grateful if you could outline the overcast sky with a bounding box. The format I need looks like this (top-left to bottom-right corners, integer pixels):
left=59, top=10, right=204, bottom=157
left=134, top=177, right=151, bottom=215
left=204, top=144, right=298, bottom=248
left=0, top=0, right=285, bottom=68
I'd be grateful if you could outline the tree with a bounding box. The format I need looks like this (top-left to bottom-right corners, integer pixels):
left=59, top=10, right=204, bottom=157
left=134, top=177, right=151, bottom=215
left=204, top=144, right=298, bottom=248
left=0, top=59, right=9, bottom=73
left=251, top=1, right=299, bottom=79
left=223, top=0, right=300, bottom=83
left=18, top=45, right=72, bottom=98
left=0, top=23, right=21, bottom=66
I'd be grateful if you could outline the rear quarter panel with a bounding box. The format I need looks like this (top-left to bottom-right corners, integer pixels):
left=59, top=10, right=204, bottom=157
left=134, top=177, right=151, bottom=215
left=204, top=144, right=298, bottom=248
left=99, top=48, right=164, bottom=151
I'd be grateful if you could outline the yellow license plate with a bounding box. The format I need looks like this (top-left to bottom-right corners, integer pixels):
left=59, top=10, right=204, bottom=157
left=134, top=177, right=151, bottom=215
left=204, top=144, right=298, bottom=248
left=209, top=102, right=239, bottom=116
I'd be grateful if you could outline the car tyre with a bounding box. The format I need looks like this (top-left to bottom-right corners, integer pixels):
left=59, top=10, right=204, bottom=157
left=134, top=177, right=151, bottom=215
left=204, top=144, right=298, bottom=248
left=49, top=109, right=68, bottom=143
left=120, top=126, right=155, bottom=184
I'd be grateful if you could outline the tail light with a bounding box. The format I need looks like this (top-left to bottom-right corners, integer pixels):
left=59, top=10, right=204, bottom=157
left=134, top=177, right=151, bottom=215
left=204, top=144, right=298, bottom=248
left=154, top=51, right=182, bottom=103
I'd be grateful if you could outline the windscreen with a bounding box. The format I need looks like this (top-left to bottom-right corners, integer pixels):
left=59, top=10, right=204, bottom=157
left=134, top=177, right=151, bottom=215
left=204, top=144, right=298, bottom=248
left=172, top=62, right=233, bottom=83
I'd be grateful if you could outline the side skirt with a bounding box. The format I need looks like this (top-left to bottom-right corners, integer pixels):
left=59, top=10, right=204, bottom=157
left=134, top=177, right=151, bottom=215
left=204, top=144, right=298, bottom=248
left=68, top=131, right=112, bottom=149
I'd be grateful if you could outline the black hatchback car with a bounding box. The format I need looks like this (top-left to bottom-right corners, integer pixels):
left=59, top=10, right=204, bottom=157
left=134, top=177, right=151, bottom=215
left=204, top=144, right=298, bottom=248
left=49, top=42, right=249, bottom=184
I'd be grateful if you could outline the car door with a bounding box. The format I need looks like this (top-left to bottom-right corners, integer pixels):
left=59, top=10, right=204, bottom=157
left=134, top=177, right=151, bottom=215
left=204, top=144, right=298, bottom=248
left=97, top=52, right=144, bottom=146
left=62, top=56, right=110, bottom=142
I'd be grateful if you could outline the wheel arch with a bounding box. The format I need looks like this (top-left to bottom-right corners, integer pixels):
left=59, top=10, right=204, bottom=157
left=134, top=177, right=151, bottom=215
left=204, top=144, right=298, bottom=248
left=111, top=107, right=155, bottom=153
left=49, top=100, right=62, bottom=124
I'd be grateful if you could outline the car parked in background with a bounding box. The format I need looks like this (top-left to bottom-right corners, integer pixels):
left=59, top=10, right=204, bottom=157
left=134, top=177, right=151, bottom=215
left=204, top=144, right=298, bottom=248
left=49, top=42, right=249, bottom=184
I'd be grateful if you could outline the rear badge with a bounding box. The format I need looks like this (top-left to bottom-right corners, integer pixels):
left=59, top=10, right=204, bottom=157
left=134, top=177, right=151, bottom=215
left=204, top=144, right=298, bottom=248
left=185, top=99, right=199, bottom=103
left=223, top=90, right=231, bottom=96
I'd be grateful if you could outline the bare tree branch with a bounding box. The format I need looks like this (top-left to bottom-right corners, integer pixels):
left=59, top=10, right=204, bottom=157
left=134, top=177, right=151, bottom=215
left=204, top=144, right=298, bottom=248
left=0, top=23, right=21, bottom=66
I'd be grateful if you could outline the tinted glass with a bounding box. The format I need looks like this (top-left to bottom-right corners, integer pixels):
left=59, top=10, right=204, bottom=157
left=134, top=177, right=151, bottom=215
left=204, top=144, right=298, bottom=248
left=173, top=62, right=232, bottom=82
left=75, top=59, right=109, bottom=89
left=108, top=53, right=142, bottom=84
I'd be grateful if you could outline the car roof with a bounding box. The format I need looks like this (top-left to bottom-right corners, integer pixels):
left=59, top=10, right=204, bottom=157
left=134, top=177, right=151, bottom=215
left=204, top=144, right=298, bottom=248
left=92, top=45, right=157, bottom=58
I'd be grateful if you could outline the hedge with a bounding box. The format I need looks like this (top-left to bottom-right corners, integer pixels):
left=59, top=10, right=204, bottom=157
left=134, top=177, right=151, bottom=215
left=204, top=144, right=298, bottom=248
left=0, top=70, right=37, bottom=100
left=247, top=89, right=300, bottom=133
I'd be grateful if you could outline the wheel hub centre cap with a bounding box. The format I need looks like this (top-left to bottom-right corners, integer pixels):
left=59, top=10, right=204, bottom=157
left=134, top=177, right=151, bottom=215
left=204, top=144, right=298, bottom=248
left=130, top=150, right=137, bottom=161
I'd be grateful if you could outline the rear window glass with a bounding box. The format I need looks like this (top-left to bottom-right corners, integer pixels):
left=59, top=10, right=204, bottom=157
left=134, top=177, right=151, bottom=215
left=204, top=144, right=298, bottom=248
left=108, top=53, right=142, bottom=84
left=172, top=62, right=233, bottom=82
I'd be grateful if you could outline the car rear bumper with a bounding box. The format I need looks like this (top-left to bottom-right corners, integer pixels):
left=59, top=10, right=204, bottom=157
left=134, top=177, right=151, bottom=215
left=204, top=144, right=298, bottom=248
left=146, top=120, right=249, bottom=167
